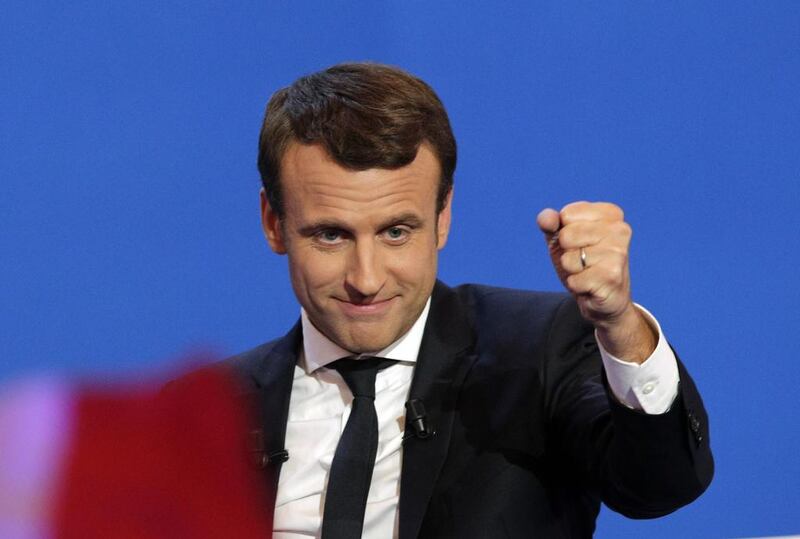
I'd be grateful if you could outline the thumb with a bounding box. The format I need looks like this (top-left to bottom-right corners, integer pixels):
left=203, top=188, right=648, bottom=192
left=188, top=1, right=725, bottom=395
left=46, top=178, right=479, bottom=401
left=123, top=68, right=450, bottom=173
left=536, top=208, right=561, bottom=240
left=537, top=208, right=569, bottom=285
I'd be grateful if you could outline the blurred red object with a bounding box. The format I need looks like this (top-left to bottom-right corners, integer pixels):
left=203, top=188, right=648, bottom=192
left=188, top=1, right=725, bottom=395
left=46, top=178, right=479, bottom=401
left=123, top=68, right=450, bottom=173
left=53, top=367, right=272, bottom=539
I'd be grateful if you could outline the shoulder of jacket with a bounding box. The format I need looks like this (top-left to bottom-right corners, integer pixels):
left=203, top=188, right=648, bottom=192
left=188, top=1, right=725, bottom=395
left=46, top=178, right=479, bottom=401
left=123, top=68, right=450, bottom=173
left=451, top=282, right=571, bottom=318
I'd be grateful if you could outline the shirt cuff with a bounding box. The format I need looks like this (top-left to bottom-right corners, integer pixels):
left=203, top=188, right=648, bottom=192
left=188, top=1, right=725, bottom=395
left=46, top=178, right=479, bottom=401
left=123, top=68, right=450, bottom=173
left=596, top=304, right=680, bottom=414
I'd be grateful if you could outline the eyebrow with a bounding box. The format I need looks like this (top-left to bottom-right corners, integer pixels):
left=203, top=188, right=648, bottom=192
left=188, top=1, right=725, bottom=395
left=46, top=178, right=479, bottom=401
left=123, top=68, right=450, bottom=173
left=376, top=212, right=424, bottom=230
left=297, top=212, right=425, bottom=236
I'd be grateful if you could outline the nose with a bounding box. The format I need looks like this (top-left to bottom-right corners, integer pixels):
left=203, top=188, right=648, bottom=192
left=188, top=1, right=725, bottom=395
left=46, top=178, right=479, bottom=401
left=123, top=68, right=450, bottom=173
left=344, top=239, right=385, bottom=300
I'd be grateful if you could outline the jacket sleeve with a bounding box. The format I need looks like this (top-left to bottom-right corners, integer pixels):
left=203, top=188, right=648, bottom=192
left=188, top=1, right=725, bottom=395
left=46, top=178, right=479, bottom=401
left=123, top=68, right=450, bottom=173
left=542, top=296, right=714, bottom=518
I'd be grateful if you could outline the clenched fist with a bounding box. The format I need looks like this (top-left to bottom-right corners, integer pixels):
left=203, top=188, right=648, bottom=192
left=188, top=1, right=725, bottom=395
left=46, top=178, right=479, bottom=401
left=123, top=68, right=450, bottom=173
left=537, top=201, right=656, bottom=364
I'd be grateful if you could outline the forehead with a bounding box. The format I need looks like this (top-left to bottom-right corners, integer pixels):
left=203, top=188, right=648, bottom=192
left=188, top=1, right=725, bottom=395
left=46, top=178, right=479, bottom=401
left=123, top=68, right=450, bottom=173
left=279, top=143, right=441, bottom=223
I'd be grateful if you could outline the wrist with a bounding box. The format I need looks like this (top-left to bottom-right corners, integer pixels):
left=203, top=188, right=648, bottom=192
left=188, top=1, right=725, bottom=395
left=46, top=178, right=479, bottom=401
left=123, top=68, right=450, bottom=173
left=595, top=304, right=657, bottom=364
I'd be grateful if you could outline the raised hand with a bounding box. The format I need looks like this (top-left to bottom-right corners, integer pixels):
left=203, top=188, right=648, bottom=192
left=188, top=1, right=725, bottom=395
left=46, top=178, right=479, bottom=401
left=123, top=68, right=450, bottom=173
left=537, top=201, right=656, bottom=363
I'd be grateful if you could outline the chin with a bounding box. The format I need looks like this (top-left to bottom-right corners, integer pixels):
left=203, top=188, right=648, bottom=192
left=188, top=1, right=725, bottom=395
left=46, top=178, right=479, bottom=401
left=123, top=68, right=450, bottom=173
left=337, top=331, right=397, bottom=355
left=342, top=339, right=390, bottom=355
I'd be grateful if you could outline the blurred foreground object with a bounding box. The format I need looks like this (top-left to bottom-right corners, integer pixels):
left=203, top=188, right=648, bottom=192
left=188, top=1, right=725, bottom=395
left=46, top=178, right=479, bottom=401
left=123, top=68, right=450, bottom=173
left=0, top=364, right=273, bottom=539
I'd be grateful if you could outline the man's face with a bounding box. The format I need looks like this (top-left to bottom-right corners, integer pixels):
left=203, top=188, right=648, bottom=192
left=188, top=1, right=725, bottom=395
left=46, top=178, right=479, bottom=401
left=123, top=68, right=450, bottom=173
left=260, top=143, right=452, bottom=353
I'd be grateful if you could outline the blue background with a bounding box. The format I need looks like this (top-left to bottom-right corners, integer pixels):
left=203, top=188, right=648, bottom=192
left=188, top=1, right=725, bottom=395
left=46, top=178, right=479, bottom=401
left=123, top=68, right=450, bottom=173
left=2, top=2, right=798, bottom=537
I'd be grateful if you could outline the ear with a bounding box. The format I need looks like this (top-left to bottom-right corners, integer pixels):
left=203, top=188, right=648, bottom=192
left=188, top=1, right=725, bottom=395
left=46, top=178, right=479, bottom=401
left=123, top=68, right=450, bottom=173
left=436, top=187, right=453, bottom=250
left=260, top=188, right=287, bottom=254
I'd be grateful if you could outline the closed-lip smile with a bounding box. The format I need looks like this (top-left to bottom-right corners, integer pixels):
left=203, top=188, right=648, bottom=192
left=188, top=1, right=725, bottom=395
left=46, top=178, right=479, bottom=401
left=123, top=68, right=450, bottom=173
left=335, top=297, right=396, bottom=316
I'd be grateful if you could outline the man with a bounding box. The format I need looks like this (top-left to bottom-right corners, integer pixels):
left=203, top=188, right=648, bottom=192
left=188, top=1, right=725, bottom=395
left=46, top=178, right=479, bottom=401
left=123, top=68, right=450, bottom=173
left=229, top=62, right=713, bottom=538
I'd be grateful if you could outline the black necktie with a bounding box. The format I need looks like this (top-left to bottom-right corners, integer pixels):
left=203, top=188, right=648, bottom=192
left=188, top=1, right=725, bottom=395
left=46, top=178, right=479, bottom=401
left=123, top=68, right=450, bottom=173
left=321, top=357, right=397, bottom=539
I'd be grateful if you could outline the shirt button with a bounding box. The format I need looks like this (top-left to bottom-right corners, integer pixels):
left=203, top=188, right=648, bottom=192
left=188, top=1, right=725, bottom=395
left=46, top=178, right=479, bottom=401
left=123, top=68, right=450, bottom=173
left=642, top=382, right=656, bottom=395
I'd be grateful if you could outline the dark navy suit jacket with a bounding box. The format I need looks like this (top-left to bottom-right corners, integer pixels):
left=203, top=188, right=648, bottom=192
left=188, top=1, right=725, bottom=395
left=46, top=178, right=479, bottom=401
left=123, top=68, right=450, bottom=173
left=226, top=281, right=713, bottom=538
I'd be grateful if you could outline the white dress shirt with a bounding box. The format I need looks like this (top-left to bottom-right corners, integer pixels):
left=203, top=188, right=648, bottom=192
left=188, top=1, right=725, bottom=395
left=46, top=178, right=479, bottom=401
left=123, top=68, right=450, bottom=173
left=272, top=299, right=679, bottom=538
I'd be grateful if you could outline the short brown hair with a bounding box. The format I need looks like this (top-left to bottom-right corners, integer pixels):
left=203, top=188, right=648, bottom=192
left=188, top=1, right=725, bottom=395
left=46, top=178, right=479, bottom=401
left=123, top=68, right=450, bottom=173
left=257, top=62, right=457, bottom=218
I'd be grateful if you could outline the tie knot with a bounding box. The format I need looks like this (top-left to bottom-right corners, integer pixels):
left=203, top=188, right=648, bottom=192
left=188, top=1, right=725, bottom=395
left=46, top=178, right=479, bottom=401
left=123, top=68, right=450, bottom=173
left=331, top=356, right=397, bottom=398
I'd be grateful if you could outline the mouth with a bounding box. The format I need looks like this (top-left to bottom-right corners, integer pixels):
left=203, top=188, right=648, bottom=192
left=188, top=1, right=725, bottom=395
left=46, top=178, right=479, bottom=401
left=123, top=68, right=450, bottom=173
left=334, top=297, right=397, bottom=317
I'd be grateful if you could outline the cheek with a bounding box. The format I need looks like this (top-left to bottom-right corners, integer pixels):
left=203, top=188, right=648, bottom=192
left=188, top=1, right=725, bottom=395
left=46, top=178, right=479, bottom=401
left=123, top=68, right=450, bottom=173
left=287, top=250, right=344, bottom=292
left=388, top=242, right=438, bottom=283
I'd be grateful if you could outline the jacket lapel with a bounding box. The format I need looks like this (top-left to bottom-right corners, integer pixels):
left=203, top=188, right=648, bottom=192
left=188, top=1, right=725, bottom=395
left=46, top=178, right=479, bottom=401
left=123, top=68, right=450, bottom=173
left=239, top=321, right=302, bottom=522
left=399, top=281, right=477, bottom=539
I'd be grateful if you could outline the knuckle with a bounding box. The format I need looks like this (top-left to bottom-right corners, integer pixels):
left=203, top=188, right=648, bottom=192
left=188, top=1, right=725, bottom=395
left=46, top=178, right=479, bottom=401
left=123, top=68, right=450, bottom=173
left=608, top=221, right=632, bottom=243
left=596, top=264, right=616, bottom=284
left=565, top=274, right=578, bottom=290
left=610, top=265, right=623, bottom=282
left=603, top=261, right=626, bottom=285
left=597, top=201, right=624, bottom=220
left=607, top=243, right=625, bottom=256
left=557, top=228, right=574, bottom=249
left=560, top=201, right=589, bottom=223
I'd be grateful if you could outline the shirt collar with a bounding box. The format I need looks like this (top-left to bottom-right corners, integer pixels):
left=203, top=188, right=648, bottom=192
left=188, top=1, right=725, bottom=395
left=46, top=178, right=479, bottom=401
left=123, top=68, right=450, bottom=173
left=300, top=297, right=431, bottom=374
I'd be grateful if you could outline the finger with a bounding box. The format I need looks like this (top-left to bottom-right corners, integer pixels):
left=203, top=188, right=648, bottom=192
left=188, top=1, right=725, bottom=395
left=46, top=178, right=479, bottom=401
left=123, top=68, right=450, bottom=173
left=564, top=261, right=627, bottom=298
left=536, top=208, right=561, bottom=236
left=560, top=201, right=624, bottom=225
left=537, top=208, right=562, bottom=251
left=560, top=246, right=591, bottom=274
left=560, top=246, right=626, bottom=275
left=557, top=222, right=606, bottom=250
left=559, top=220, right=632, bottom=251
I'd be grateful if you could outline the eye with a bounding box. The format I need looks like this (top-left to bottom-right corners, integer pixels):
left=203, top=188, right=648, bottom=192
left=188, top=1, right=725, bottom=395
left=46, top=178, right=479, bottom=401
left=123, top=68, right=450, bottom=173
left=316, top=229, right=344, bottom=244
left=383, top=226, right=410, bottom=244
